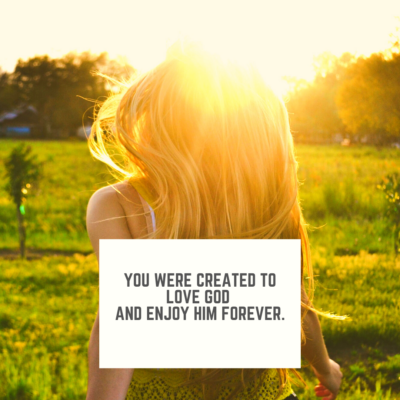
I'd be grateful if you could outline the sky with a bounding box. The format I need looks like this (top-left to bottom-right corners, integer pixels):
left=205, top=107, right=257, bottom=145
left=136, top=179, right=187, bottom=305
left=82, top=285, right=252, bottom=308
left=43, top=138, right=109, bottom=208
left=2, top=0, right=400, bottom=92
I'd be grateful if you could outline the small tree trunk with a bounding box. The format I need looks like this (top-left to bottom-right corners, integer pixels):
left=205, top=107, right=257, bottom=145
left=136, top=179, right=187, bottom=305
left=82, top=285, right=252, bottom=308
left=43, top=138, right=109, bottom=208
left=16, top=205, right=26, bottom=258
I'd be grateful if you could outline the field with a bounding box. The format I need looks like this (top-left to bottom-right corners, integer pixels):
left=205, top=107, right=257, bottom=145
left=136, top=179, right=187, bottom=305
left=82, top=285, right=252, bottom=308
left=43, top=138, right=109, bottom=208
left=0, top=140, right=399, bottom=399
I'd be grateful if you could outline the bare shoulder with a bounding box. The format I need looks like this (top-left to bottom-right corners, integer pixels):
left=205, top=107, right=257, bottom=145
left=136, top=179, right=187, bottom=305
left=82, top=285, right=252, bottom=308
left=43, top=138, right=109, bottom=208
left=87, top=181, right=142, bottom=219
left=86, top=181, right=147, bottom=259
left=87, top=184, right=119, bottom=215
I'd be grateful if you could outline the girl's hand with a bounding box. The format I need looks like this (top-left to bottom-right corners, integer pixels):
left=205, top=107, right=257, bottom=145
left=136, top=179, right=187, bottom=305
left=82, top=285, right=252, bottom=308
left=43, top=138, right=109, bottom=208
left=312, top=359, right=342, bottom=400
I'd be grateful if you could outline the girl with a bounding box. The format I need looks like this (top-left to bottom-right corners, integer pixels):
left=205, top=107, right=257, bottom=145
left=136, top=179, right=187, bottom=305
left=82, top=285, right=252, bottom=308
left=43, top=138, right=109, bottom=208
left=85, top=41, right=342, bottom=400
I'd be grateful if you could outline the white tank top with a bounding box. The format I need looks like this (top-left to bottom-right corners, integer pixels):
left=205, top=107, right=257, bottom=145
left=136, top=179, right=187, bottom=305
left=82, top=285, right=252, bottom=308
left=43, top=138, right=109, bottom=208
left=149, top=204, right=156, bottom=232
left=138, top=193, right=156, bottom=234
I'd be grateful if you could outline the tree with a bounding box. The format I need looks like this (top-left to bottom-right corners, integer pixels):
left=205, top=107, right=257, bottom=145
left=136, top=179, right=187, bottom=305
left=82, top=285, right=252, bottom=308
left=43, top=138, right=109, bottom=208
left=286, top=52, right=354, bottom=142
left=336, top=51, right=400, bottom=144
left=0, top=69, right=21, bottom=114
left=12, top=55, right=58, bottom=136
left=11, top=52, right=135, bottom=137
left=4, top=144, right=42, bottom=258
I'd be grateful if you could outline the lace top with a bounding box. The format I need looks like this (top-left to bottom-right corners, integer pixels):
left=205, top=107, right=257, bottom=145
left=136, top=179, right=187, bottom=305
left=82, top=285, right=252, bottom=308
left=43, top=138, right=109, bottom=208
left=125, top=190, right=293, bottom=400
left=126, top=368, right=292, bottom=400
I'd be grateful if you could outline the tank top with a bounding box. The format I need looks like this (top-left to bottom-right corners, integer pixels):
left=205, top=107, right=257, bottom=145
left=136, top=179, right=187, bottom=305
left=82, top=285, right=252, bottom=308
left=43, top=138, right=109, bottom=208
left=125, top=193, right=293, bottom=400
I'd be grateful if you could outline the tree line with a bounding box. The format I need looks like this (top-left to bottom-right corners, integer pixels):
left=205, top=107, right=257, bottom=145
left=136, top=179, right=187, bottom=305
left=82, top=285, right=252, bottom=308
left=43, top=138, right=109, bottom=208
left=286, top=41, right=400, bottom=145
left=1, top=43, right=400, bottom=144
left=0, top=52, right=135, bottom=138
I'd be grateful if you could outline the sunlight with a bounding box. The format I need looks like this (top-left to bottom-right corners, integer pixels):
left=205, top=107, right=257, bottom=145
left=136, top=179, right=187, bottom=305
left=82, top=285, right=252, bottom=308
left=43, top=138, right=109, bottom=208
left=0, top=0, right=399, bottom=88
left=120, top=1, right=399, bottom=91
left=132, top=27, right=293, bottom=97
left=195, top=35, right=291, bottom=97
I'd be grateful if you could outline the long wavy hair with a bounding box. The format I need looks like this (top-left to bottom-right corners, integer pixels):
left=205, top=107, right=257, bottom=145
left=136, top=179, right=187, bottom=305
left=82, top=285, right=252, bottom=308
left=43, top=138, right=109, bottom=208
left=88, top=40, right=335, bottom=400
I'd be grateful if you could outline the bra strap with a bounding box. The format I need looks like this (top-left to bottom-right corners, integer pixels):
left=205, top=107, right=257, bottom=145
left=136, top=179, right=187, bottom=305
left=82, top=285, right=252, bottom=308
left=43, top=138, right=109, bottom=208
left=138, top=193, right=155, bottom=235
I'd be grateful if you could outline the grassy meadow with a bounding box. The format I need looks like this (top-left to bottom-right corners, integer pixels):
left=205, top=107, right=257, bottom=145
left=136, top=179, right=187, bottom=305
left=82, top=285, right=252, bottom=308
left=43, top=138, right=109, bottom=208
left=0, top=140, right=399, bottom=399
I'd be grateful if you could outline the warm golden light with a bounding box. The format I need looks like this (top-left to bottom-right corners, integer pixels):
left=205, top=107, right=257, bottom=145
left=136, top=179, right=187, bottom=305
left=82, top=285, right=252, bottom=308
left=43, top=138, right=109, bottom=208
left=1, top=0, right=399, bottom=91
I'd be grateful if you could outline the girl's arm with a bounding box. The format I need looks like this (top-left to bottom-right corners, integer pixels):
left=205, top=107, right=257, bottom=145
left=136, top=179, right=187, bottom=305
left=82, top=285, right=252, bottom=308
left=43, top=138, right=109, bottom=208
left=85, top=183, right=146, bottom=400
left=301, top=286, right=342, bottom=400
left=87, top=311, right=133, bottom=400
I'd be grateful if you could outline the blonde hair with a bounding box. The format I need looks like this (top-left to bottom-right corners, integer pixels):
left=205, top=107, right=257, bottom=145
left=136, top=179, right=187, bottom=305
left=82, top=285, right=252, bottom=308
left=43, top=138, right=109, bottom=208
left=89, top=41, right=331, bottom=399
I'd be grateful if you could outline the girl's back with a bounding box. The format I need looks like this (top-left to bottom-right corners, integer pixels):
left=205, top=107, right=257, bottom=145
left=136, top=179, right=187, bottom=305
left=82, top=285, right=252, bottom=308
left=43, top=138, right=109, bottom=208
left=86, top=40, right=342, bottom=400
left=95, top=181, right=294, bottom=400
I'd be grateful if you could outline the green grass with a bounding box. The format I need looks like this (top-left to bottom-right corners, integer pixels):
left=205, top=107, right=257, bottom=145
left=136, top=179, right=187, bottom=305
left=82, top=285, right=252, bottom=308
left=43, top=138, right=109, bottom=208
left=0, top=141, right=397, bottom=255
left=0, top=140, right=109, bottom=253
left=0, top=251, right=398, bottom=399
left=0, top=140, right=399, bottom=399
left=0, top=254, right=97, bottom=400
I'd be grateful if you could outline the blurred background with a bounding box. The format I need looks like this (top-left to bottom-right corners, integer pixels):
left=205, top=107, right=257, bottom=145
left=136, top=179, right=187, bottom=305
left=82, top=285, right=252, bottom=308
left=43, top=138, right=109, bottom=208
left=0, top=1, right=400, bottom=399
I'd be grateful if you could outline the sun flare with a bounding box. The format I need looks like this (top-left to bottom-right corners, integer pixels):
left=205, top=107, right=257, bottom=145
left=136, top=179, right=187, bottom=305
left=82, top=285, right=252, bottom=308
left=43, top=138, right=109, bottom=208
left=0, top=0, right=398, bottom=96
